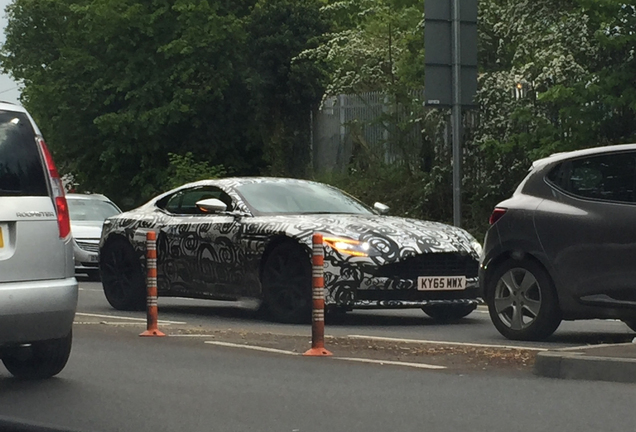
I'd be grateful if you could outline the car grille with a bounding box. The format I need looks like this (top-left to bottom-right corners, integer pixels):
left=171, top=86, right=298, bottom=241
left=76, top=241, right=99, bottom=253
left=375, top=252, right=479, bottom=280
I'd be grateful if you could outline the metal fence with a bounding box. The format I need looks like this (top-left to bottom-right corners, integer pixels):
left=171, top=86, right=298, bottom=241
left=311, top=90, right=479, bottom=175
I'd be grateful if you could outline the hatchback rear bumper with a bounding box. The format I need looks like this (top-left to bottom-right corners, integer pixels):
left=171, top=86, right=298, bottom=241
left=0, top=277, right=78, bottom=345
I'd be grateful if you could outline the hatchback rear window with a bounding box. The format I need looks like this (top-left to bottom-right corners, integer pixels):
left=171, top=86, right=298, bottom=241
left=0, top=111, right=48, bottom=197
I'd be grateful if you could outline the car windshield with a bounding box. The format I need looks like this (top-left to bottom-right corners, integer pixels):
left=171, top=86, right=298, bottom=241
left=236, top=181, right=374, bottom=215
left=67, top=198, right=121, bottom=222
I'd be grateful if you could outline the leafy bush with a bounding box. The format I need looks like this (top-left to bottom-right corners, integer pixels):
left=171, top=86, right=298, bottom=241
left=164, top=152, right=226, bottom=190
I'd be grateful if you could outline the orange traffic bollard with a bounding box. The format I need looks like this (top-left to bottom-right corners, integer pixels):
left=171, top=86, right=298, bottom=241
left=140, top=230, right=166, bottom=337
left=303, top=233, right=332, bottom=356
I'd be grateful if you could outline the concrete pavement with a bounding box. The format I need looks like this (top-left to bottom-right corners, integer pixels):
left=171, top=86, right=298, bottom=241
left=535, top=342, right=636, bottom=384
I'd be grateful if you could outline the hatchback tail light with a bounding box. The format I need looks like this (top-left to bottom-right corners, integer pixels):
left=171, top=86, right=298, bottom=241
left=489, top=207, right=507, bottom=225
left=37, top=138, right=71, bottom=239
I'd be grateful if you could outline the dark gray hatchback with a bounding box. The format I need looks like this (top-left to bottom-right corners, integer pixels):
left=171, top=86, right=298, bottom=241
left=481, top=143, right=636, bottom=340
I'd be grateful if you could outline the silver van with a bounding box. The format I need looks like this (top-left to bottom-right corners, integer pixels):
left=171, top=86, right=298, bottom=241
left=0, top=103, right=78, bottom=379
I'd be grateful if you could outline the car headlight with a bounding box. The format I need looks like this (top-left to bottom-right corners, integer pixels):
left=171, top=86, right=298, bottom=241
left=470, top=239, right=483, bottom=257
left=323, top=236, right=377, bottom=257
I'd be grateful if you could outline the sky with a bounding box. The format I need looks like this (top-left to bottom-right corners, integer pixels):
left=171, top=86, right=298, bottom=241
left=0, top=0, right=21, bottom=105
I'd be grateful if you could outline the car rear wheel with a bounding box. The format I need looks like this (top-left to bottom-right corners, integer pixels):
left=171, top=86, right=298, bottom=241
left=2, top=331, right=72, bottom=380
left=100, top=238, right=146, bottom=311
left=486, top=258, right=561, bottom=341
left=261, top=242, right=312, bottom=324
left=422, top=304, right=476, bottom=322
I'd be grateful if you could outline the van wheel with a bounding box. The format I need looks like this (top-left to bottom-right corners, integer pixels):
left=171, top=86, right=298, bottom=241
left=486, top=258, right=562, bottom=341
left=2, top=331, right=72, bottom=380
left=100, top=239, right=146, bottom=311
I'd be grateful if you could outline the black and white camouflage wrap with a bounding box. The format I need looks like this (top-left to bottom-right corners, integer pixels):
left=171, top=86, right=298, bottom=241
left=100, top=177, right=482, bottom=309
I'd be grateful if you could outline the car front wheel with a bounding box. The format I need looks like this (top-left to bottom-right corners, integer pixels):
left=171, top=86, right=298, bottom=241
left=100, top=238, right=146, bottom=311
left=261, top=242, right=312, bottom=324
left=2, top=331, right=72, bottom=380
left=486, top=258, right=561, bottom=341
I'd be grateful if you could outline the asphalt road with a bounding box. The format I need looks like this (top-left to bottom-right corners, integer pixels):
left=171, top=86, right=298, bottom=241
left=77, top=280, right=635, bottom=350
left=1, top=323, right=635, bottom=432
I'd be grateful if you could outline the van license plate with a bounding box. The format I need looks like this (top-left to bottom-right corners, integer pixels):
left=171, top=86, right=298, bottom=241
left=417, top=276, right=466, bottom=291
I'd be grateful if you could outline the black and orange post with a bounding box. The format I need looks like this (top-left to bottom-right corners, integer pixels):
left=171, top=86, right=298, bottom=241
left=140, top=230, right=166, bottom=337
left=303, top=233, right=332, bottom=356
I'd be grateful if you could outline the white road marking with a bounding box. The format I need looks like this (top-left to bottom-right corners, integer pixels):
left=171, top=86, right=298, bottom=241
left=169, top=334, right=217, bottom=337
left=337, top=357, right=446, bottom=370
left=205, top=341, right=299, bottom=355
left=205, top=341, right=447, bottom=370
left=78, top=288, right=103, bottom=292
left=346, top=335, right=547, bottom=351
left=75, top=312, right=186, bottom=325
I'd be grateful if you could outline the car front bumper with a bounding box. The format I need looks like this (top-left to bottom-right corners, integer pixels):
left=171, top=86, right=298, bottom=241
left=0, top=277, right=78, bottom=345
left=325, top=276, right=481, bottom=309
left=73, top=239, right=100, bottom=271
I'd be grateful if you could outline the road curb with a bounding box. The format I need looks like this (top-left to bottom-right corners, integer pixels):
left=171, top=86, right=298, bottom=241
left=534, top=347, right=636, bottom=383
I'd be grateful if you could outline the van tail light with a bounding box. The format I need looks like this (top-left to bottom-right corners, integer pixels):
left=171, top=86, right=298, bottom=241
left=37, top=138, right=71, bottom=239
left=489, top=207, right=507, bottom=225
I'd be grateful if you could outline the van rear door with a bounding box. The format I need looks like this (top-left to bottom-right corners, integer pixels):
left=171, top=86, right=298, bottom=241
left=0, top=111, right=69, bottom=283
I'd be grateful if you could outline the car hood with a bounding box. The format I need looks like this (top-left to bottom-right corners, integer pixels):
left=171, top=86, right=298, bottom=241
left=247, top=214, right=480, bottom=260
left=71, top=221, right=104, bottom=240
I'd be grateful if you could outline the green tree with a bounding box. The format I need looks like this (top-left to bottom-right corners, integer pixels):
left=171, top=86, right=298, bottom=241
left=2, top=0, right=260, bottom=208
left=244, top=0, right=330, bottom=177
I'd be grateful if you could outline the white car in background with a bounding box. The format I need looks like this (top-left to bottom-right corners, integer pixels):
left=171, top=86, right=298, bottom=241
left=67, top=193, right=121, bottom=280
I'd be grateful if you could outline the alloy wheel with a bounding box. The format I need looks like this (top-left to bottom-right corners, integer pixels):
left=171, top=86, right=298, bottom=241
left=493, top=268, right=542, bottom=331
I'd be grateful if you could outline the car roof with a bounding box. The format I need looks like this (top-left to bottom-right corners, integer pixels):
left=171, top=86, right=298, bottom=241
left=66, top=193, right=112, bottom=201
left=0, top=101, right=27, bottom=112
left=184, top=177, right=319, bottom=188
left=146, top=177, right=328, bottom=207
left=533, top=143, right=636, bottom=169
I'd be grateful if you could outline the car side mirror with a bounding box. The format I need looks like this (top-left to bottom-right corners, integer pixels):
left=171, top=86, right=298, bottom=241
left=374, top=202, right=390, bottom=215
left=196, top=198, right=227, bottom=213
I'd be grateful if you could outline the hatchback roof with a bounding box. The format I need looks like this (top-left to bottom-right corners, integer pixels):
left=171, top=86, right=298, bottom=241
left=533, top=143, right=636, bottom=169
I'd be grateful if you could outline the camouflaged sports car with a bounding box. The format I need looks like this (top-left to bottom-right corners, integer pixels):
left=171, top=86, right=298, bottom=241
left=99, top=177, right=482, bottom=323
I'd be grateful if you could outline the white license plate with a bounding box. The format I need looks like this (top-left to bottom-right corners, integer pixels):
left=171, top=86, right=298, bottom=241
left=417, top=276, right=466, bottom=291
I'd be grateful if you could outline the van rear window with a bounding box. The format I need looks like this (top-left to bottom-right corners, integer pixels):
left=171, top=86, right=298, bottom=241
left=0, top=111, right=48, bottom=196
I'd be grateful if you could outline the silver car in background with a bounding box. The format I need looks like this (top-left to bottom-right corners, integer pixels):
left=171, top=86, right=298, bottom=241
left=67, top=193, right=121, bottom=280
left=0, top=103, right=78, bottom=379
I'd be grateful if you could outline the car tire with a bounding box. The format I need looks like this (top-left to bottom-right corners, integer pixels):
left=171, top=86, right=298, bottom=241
left=486, top=258, right=562, bottom=341
left=2, top=331, right=72, bottom=380
left=261, top=242, right=312, bottom=324
left=100, top=238, right=146, bottom=311
left=421, top=304, right=477, bottom=322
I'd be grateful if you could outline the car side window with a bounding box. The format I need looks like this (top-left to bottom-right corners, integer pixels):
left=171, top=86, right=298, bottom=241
left=547, top=152, right=636, bottom=203
left=158, top=186, right=233, bottom=215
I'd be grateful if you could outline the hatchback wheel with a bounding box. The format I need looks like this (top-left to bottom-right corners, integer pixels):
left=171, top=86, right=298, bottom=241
left=486, top=259, right=561, bottom=341
left=100, top=239, right=146, bottom=311
left=2, top=331, right=72, bottom=380
left=261, top=242, right=312, bottom=324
